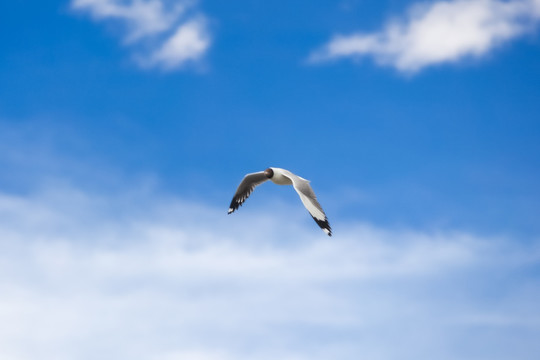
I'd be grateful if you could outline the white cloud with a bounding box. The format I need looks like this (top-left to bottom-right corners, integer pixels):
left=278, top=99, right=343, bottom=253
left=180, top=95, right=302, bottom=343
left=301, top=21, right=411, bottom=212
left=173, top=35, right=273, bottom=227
left=143, top=18, right=210, bottom=70
left=72, top=0, right=183, bottom=42
left=0, top=184, right=539, bottom=360
left=310, top=0, right=540, bottom=72
left=71, top=0, right=211, bottom=70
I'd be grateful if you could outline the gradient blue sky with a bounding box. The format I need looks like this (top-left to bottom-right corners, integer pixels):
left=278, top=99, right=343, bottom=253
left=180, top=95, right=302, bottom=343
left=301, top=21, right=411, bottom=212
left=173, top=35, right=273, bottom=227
left=1, top=1, right=540, bottom=359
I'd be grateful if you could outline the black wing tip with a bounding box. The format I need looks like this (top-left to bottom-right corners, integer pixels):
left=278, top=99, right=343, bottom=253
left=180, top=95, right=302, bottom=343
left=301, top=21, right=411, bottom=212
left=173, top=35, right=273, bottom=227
left=228, top=188, right=254, bottom=215
left=311, top=216, right=332, bottom=236
left=228, top=197, right=245, bottom=214
left=228, top=203, right=239, bottom=214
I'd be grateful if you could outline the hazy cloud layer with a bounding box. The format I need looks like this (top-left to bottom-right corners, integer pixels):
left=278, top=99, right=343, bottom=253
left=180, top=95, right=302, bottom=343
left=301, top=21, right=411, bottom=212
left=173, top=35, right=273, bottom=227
left=0, top=185, right=539, bottom=360
left=71, top=0, right=210, bottom=70
left=310, top=0, right=540, bottom=72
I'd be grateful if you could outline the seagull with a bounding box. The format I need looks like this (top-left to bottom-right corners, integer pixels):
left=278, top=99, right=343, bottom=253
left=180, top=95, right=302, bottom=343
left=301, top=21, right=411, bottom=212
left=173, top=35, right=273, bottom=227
left=228, top=167, right=332, bottom=236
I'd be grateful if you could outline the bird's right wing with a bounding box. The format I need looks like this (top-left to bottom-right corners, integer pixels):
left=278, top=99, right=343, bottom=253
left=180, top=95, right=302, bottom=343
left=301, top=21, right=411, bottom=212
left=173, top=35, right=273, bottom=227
left=281, top=170, right=332, bottom=236
left=228, top=171, right=269, bottom=214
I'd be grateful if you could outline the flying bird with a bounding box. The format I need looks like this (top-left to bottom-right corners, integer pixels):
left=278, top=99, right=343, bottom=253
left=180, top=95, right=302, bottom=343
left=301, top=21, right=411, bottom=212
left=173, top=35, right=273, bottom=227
left=228, top=167, right=332, bottom=236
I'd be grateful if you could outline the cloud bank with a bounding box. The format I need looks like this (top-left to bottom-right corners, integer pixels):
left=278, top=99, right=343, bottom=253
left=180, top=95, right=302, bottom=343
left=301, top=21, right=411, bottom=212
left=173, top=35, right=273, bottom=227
left=71, top=0, right=210, bottom=70
left=310, top=0, right=540, bottom=72
left=0, top=184, right=539, bottom=360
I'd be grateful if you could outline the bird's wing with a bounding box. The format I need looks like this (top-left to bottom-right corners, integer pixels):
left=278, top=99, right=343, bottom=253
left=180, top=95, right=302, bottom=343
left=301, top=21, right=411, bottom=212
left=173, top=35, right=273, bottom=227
left=228, top=171, right=269, bottom=214
left=281, top=170, right=332, bottom=236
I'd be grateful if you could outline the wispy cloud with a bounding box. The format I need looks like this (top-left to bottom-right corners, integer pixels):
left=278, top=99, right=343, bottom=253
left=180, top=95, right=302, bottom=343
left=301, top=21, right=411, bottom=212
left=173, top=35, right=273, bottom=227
left=0, top=184, right=539, bottom=360
left=310, top=0, right=540, bottom=73
left=141, top=17, right=210, bottom=70
left=71, top=0, right=211, bottom=70
left=72, top=0, right=184, bottom=42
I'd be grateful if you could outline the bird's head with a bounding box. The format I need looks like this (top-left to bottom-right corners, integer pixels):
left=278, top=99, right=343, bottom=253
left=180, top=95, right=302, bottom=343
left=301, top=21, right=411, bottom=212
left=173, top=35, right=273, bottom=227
left=264, top=168, right=274, bottom=178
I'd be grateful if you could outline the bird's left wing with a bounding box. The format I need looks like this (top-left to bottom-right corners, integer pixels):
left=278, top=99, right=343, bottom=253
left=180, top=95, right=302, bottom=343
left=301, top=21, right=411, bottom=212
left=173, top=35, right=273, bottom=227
left=228, top=171, right=269, bottom=214
left=281, top=170, right=332, bottom=236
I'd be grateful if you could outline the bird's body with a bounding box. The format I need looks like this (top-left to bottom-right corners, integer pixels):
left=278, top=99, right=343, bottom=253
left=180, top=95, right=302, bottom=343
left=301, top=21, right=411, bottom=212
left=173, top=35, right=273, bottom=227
left=267, top=168, right=294, bottom=185
left=228, top=167, right=332, bottom=236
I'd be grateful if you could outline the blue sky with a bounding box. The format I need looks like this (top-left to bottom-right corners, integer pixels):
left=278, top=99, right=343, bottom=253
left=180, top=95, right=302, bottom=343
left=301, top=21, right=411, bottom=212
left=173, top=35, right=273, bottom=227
left=1, top=0, right=540, bottom=359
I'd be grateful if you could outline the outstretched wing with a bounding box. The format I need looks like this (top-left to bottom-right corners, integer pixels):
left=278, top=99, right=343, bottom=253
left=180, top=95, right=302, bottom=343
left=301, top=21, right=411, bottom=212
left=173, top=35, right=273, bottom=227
left=281, top=170, right=332, bottom=236
left=228, top=171, right=269, bottom=214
